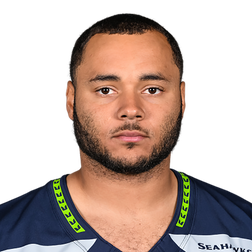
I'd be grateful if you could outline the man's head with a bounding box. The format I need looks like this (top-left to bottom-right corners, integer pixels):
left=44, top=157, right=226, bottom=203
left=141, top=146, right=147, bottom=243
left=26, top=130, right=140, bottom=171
left=66, top=14, right=185, bottom=176
left=70, top=13, right=183, bottom=87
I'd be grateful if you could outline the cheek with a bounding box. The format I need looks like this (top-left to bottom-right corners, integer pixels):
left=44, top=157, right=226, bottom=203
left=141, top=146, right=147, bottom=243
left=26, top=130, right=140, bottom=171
left=75, top=94, right=114, bottom=137
left=89, top=108, right=114, bottom=139
left=92, top=105, right=113, bottom=124
left=148, top=102, right=180, bottom=136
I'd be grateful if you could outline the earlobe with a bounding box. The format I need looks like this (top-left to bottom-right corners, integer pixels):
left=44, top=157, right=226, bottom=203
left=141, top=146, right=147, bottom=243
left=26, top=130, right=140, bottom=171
left=66, top=81, right=75, bottom=120
left=180, top=81, right=186, bottom=116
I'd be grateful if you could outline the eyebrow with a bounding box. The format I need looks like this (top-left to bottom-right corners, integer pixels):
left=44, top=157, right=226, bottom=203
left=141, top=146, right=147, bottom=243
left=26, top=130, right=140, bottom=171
left=139, top=73, right=169, bottom=82
left=89, top=74, right=120, bottom=83
left=88, top=73, right=170, bottom=83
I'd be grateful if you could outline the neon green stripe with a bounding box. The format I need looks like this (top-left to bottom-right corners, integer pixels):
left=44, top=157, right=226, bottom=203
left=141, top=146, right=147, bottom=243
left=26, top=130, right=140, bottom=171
left=53, top=179, right=85, bottom=233
left=176, top=172, right=190, bottom=228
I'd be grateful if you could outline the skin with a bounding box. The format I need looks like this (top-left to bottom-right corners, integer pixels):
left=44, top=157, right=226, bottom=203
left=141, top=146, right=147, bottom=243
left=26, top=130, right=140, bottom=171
left=66, top=31, right=185, bottom=251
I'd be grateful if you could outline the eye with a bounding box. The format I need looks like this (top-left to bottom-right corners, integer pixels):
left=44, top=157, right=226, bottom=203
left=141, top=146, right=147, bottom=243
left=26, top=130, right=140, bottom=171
left=96, top=87, right=115, bottom=95
left=143, top=87, right=162, bottom=95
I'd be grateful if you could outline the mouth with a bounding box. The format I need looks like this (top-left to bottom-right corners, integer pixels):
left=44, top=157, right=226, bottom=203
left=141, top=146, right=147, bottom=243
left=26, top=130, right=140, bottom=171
left=112, top=131, right=148, bottom=143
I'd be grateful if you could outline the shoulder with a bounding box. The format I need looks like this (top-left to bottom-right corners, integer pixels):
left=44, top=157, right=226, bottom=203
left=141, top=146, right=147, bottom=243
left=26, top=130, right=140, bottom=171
left=189, top=174, right=252, bottom=215
left=0, top=180, right=48, bottom=229
left=0, top=183, right=49, bottom=226
left=187, top=173, right=252, bottom=238
left=0, top=179, right=67, bottom=251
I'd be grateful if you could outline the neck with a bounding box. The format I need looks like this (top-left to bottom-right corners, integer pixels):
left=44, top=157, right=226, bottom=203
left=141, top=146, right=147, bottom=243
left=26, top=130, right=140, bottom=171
left=67, top=152, right=178, bottom=216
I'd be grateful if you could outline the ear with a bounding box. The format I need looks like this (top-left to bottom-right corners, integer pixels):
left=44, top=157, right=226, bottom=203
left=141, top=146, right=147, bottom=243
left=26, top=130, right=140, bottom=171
left=180, top=81, right=186, bottom=116
left=66, top=81, right=75, bottom=121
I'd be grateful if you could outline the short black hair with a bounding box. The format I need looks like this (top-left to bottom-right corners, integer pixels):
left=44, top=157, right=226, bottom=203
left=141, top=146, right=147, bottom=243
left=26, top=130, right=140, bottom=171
left=70, top=13, right=183, bottom=86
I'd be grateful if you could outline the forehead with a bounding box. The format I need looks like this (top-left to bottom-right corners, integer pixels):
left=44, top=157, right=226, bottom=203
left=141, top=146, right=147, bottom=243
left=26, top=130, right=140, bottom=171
left=77, top=31, right=179, bottom=82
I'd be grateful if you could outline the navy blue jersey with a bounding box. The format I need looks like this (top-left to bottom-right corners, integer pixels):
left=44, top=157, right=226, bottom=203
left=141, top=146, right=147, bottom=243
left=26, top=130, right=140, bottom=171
left=1, top=170, right=252, bottom=251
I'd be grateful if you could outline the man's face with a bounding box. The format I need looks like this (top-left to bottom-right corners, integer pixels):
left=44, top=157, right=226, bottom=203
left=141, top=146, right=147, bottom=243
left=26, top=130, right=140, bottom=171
left=68, top=31, right=185, bottom=175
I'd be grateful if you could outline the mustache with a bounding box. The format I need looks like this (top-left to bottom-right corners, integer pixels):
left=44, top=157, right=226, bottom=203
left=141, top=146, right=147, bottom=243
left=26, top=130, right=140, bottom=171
left=109, top=122, right=150, bottom=136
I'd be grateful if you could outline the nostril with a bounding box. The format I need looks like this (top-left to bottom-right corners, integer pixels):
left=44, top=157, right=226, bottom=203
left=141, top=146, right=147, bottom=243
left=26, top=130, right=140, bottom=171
left=136, top=115, right=142, bottom=118
left=121, top=115, right=127, bottom=118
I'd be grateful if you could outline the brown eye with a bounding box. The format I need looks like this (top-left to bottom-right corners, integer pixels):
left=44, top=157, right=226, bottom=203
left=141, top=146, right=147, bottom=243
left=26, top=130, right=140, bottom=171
left=101, top=88, right=110, bottom=94
left=97, top=87, right=112, bottom=95
left=143, top=87, right=162, bottom=95
left=148, top=88, right=158, bottom=94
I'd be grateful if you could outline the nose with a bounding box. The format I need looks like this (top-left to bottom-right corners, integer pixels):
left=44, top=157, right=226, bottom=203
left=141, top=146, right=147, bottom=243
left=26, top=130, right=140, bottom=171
left=116, top=92, right=145, bottom=121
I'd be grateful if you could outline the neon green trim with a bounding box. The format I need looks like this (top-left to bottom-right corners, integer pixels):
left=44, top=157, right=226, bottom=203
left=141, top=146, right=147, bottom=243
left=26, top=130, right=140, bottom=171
left=53, top=179, right=85, bottom=233
left=176, top=172, right=190, bottom=228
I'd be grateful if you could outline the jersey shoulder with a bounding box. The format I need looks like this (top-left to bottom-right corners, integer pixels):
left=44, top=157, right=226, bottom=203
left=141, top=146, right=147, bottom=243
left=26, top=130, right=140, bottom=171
left=189, top=174, right=252, bottom=238
left=0, top=181, right=72, bottom=251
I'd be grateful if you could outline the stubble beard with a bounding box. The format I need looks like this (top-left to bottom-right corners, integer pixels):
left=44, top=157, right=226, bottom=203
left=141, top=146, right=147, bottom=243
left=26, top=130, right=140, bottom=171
left=73, top=103, right=182, bottom=176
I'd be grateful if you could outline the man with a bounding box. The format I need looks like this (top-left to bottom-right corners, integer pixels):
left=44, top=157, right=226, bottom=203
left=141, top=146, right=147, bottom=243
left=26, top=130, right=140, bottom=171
left=0, top=13, right=252, bottom=252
